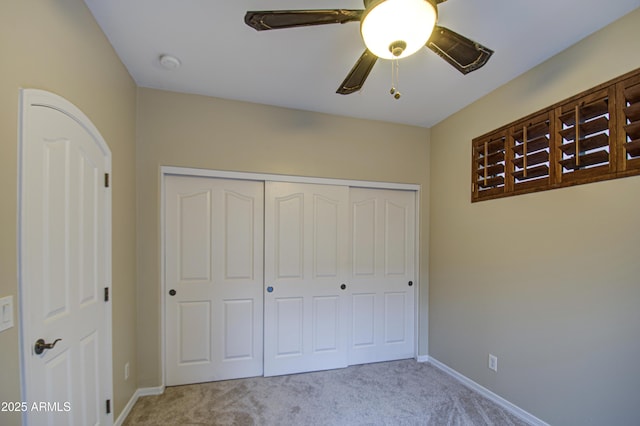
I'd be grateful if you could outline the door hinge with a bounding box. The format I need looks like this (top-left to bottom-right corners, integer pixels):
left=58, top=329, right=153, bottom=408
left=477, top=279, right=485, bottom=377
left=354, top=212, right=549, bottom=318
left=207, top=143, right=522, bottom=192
left=104, top=287, right=109, bottom=302
left=106, top=399, right=111, bottom=414
left=104, top=173, right=110, bottom=188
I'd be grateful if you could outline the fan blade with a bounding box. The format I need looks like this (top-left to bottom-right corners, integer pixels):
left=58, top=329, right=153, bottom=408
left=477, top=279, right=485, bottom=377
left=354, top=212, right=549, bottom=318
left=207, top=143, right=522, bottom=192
left=245, top=10, right=363, bottom=31
left=427, top=25, right=493, bottom=74
left=336, top=50, right=378, bottom=95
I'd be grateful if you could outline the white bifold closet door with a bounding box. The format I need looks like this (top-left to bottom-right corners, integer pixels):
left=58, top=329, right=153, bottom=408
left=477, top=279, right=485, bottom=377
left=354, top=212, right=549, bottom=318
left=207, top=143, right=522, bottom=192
left=165, top=176, right=264, bottom=386
left=348, top=188, right=416, bottom=365
left=263, top=182, right=350, bottom=376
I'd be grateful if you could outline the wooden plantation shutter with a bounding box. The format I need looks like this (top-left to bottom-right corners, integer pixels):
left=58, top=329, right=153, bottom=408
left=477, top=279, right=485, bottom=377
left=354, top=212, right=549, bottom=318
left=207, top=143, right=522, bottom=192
left=555, top=87, right=616, bottom=183
left=617, top=73, right=640, bottom=173
left=472, top=130, right=506, bottom=201
left=471, top=66, right=640, bottom=202
left=509, top=112, right=553, bottom=192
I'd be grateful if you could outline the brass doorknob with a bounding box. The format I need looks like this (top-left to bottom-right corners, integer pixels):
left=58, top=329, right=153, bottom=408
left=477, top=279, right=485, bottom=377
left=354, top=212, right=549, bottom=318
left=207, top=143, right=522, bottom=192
left=34, top=338, right=62, bottom=355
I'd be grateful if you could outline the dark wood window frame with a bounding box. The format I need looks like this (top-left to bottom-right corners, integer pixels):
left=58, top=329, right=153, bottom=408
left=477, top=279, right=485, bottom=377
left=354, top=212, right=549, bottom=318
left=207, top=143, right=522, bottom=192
left=472, top=67, right=640, bottom=202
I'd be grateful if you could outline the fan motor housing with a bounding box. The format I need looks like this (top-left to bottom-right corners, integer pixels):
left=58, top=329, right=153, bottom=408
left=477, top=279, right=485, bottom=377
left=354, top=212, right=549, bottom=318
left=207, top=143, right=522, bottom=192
left=364, top=0, right=438, bottom=10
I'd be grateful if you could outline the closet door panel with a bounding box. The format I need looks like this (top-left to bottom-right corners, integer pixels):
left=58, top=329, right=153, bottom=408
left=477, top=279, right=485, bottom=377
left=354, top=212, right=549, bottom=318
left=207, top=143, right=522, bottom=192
left=264, top=182, right=349, bottom=376
left=165, top=176, right=264, bottom=385
left=348, top=188, right=416, bottom=365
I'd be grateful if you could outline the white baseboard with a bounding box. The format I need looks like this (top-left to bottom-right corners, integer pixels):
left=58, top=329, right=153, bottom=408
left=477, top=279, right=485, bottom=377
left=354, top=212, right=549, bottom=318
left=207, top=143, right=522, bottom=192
left=428, top=357, right=549, bottom=426
left=114, top=385, right=165, bottom=426
left=416, top=354, right=429, bottom=363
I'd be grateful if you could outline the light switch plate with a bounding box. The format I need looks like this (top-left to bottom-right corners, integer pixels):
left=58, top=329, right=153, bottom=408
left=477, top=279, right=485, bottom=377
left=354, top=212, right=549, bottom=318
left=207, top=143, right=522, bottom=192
left=0, top=296, right=14, bottom=332
left=488, top=354, right=498, bottom=372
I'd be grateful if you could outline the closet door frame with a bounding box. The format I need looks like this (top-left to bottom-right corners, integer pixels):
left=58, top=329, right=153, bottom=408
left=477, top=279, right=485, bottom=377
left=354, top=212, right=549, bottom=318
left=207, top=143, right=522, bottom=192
left=159, top=166, right=422, bottom=387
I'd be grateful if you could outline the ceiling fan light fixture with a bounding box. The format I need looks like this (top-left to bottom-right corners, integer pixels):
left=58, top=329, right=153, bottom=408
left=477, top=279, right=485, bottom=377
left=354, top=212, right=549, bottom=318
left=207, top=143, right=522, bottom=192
left=361, top=0, right=437, bottom=60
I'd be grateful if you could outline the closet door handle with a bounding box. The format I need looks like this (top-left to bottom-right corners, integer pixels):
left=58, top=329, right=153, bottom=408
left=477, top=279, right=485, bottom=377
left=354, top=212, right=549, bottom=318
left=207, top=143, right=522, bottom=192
left=267, top=286, right=274, bottom=293
left=340, top=284, right=346, bottom=290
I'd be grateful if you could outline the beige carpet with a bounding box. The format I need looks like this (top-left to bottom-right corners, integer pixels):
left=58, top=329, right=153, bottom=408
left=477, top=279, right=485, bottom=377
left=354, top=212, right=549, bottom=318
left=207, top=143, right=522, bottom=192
left=123, top=360, right=530, bottom=426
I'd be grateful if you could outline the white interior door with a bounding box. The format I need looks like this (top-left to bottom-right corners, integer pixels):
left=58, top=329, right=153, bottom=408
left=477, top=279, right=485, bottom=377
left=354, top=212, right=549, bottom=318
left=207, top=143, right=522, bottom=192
left=348, top=188, right=416, bottom=365
left=165, top=176, right=264, bottom=385
left=264, top=182, right=349, bottom=376
left=19, top=90, right=112, bottom=425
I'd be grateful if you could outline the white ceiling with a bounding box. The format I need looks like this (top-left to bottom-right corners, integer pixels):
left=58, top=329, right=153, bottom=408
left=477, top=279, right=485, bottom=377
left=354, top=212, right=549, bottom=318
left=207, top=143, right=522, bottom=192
left=84, top=0, right=639, bottom=128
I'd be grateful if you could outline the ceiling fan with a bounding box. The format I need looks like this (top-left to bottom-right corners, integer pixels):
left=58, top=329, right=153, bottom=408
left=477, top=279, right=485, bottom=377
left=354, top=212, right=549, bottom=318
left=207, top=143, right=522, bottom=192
left=244, top=0, right=494, bottom=95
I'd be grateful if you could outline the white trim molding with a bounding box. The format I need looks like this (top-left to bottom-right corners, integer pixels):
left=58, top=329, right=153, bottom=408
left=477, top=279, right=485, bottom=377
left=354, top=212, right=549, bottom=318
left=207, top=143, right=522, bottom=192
left=115, top=386, right=165, bottom=426
left=428, top=357, right=550, bottom=426
left=161, top=166, right=421, bottom=191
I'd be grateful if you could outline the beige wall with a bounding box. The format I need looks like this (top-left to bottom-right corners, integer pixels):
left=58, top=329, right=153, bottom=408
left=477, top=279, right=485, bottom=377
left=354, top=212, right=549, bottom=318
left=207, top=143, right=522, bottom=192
left=6, top=2, right=637, bottom=424
left=136, top=88, right=431, bottom=386
left=429, top=8, right=640, bottom=426
left=0, top=1, right=137, bottom=424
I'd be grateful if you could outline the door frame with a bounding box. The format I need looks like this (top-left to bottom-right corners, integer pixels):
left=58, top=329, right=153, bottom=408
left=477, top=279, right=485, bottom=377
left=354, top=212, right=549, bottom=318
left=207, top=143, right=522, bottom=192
left=18, top=89, right=113, bottom=424
left=160, top=166, right=421, bottom=387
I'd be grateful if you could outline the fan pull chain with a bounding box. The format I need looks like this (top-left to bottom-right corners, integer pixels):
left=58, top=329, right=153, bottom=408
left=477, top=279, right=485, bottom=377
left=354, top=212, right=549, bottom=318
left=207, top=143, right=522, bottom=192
left=389, top=59, right=401, bottom=100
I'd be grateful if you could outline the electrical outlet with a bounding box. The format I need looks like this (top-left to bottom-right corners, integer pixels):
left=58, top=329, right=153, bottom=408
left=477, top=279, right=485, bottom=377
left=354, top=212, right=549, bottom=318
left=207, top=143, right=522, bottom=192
left=124, top=362, right=130, bottom=380
left=0, top=296, right=14, bottom=332
left=488, top=354, right=498, bottom=372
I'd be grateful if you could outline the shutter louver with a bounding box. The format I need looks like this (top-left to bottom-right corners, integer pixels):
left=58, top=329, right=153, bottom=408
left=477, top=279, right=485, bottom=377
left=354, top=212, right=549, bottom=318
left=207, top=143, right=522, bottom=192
left=617, top=74, right=640, bottom=172
left=472, top=131, right=506, bottom=200
left=556, top=88, right=614, bottom=182
left=510, top=113, right=552, bottom=190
